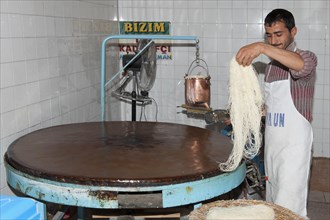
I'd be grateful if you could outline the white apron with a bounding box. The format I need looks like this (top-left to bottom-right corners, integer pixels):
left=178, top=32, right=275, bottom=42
left=264, top=73, right=313, bottom=217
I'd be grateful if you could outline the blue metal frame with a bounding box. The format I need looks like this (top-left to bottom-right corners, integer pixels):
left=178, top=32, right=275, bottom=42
left=5, top=161, right=245, bottom=209
left=100, top=35, right=198, bottom=121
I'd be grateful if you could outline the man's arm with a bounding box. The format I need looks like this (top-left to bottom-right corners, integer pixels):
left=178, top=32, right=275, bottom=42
left=236, top=42, right=304, bottom=71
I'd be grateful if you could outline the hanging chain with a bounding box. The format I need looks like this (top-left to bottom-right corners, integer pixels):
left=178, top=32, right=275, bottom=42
left=195, top=39, right=200, bottom=65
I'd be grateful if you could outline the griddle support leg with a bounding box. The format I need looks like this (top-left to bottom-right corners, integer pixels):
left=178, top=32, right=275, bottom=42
left=132, top=91, right=136, bottom=121
left=77, top=207, right=84, bottom=220
left=77, top=207, right=92, bottom=220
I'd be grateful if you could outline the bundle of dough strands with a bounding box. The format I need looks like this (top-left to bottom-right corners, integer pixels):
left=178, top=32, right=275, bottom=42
left=219, top=56, right=264, bottom=172
left=188, top=199, right=305, bottom=220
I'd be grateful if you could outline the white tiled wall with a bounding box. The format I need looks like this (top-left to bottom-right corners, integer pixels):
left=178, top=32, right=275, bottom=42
left=117, top=0, right=330, bottom=157
left=0, top=0, right=119, bottom=195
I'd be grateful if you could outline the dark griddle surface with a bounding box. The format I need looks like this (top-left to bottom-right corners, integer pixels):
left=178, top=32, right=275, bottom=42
left=5, top=121, right=233, bottom=187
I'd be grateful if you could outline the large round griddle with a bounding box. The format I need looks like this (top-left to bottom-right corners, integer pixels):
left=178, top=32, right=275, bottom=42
left=4, top=121, right=245, bottom=210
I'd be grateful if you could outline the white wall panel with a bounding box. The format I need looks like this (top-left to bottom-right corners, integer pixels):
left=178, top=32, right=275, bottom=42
left=0, top=0, right=119, bottom=195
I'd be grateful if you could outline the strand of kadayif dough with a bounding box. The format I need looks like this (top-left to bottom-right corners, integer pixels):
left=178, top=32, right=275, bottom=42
left=219, top=57, right=264, bottom=172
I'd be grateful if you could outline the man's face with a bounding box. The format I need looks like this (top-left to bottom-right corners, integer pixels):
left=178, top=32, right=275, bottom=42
left=264, top=21, right=296, bottom=49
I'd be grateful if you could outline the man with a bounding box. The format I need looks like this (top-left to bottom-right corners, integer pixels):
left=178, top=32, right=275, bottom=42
left=236, top=9, right=317, bottom=218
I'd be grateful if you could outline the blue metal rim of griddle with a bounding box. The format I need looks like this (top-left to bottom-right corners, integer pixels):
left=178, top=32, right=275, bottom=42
left=100, top=35, right=198, bottom=121
left=5, top=160, right=245, bottom=209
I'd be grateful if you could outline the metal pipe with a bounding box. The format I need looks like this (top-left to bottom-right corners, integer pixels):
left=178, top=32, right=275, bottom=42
left=131, top=91, right=136, bottom=121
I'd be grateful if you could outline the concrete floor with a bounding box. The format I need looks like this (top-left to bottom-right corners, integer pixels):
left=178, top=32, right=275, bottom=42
left=307, top=157, right=330, bottom=220
left=307, top=191, right=330, bottom=220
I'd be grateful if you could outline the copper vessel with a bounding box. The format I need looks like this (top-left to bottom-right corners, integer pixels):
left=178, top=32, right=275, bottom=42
left=184, top=59, right=211, bottom=108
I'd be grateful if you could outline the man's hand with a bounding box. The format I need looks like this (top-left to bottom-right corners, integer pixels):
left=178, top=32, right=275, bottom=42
left=236, top=42, right=264, bottom=66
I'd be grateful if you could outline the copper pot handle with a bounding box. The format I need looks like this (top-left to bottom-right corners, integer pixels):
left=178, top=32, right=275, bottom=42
left=186, top=58, right=209, bottom=78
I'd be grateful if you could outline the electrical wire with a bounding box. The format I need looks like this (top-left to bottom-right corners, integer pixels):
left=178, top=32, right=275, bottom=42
left=143, top=103, right=148, bottom=121
left=151, top=97, right=159, bottom=122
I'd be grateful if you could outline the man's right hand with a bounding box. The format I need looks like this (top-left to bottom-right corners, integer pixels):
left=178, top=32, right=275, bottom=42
left=236, top=42, right=264, bottom=66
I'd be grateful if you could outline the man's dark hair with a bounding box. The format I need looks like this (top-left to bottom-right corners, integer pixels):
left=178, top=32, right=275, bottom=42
left=264, top=9, right=296, bottom=31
